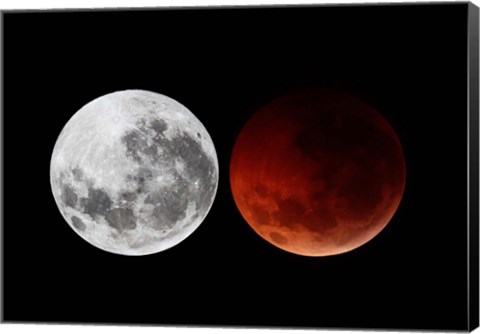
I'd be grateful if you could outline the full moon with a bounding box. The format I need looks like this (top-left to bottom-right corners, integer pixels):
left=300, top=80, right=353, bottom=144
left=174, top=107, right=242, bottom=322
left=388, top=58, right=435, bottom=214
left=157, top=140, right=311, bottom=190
left=230, top=90, right=406, bottom=256
left=50, top=90, right=219, bottom=255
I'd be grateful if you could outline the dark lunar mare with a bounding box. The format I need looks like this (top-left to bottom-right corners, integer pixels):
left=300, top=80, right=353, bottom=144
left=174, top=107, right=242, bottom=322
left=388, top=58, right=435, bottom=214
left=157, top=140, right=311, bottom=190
left=105, top=208, right=137, bottom=232
left=61, top=184, right=78, bottom=209
left=81, top=187, right=113, bottom=218
left=71, top=216, right=86, bottom=231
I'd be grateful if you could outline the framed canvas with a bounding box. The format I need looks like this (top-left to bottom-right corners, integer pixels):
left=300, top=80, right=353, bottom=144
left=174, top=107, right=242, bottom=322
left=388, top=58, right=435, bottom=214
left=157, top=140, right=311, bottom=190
left=1, top=1, right=479, bottom=332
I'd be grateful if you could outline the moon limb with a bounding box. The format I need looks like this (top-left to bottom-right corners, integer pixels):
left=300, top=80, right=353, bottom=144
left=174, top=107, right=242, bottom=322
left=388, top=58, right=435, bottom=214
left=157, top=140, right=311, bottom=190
left=50, top=90, right=219, bottom=256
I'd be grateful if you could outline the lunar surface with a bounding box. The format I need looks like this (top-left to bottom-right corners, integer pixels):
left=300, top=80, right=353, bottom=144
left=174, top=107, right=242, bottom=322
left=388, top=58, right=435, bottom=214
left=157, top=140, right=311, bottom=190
left=50, top=90, right=218, bottom=255
left=230, top=90, right=406, bottom=257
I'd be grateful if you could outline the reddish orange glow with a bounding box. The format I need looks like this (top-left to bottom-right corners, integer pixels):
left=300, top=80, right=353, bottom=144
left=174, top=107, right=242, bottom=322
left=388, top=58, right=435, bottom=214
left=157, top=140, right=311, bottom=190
left=230, top=91, right=406, bottom=256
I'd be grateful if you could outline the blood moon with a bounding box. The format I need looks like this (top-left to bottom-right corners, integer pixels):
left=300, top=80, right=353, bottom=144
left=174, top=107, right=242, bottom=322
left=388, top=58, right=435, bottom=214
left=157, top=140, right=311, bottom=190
left=230, top=91, right=406, bottom=257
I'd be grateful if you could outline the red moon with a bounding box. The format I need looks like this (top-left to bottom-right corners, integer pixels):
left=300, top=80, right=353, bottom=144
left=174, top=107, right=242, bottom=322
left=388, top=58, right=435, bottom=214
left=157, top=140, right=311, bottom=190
left=230, top=91, right=406, bottom=256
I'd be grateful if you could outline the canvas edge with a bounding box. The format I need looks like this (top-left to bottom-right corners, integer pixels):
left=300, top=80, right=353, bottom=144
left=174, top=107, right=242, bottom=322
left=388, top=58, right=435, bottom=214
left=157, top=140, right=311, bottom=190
left=468, top=1, right=480, bottom=332
left=0, top=9, right=4, bottom=325
left=0, top=1, right=471, bottom=14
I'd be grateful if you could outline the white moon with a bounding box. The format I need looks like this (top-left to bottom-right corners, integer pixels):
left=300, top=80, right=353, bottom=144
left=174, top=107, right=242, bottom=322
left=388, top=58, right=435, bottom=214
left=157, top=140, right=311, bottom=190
left=50, top=90, right=219, bottom=255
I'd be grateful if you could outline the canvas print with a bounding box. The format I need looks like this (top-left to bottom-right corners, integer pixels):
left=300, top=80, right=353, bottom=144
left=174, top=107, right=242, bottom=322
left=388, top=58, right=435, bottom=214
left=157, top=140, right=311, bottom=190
left=2, top=2, right=479, bottom=331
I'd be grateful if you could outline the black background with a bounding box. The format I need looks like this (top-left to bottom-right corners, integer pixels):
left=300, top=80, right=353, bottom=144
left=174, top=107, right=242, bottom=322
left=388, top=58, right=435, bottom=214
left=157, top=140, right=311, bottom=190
left=3, top=3, right=470, bottom=331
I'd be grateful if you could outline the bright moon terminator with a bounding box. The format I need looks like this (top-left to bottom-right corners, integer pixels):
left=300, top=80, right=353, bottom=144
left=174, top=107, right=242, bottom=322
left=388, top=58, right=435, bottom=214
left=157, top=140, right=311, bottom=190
left=230, top=90, right=406, bottom=257
left=50, top=90, right=219, bottom=256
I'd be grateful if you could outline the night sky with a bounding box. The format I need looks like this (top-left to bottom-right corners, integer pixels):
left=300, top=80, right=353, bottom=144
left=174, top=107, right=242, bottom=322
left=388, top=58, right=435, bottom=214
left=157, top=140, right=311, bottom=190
left=2, top=3, right=474, bottom=331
